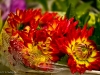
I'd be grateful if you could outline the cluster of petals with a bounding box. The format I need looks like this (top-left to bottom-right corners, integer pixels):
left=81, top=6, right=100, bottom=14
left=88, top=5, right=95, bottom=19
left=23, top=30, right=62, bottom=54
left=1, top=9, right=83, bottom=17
left=62, top=25, right=100, bottom=74
left=3, top=9, right=100, bottom=73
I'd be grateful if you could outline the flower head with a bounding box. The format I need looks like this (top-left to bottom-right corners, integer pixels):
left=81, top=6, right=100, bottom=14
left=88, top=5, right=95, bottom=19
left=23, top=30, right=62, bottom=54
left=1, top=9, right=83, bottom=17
left=4, top=9, right=62, bottom=70
left=64, top=25, right=100, bottom=74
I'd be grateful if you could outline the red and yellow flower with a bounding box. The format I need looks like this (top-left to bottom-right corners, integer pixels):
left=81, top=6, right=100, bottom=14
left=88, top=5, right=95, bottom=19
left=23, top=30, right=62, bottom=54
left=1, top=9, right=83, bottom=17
left=64, top=25, right=100, bottom=74
left=3, top=8, right=100, bottom=74
left=4, top=9, right=62, bottom=70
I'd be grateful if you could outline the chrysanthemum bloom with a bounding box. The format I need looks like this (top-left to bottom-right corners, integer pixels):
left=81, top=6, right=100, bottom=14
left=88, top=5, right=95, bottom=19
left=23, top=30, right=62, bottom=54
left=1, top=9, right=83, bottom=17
left=64, top=25, right=100, bottom=74
left=39, top=15, right=79, bottom=59
left=3, top=9, right=64, bottom=70
left=44, top=15, right=78, bottom=37
left=48, top=17, right=79, bottom=53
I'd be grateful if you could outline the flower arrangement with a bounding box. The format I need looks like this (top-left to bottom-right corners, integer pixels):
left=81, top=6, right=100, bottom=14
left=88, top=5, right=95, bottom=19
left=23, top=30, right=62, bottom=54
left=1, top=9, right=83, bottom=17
left=1, top=8, right=100, bottom=75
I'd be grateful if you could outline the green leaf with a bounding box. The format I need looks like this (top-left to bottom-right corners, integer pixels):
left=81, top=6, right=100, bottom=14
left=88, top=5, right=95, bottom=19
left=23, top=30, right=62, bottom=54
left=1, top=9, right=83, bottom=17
left=79, top=12, right=90, bottom=27
left=37, top=0, right=48, bottom=11
left=90, top=14, right=100, bottom=45
left=65, top=4, right=76, bottom=19
left=76, top=2, right=92, bottom=16
left=52, top=0, right=68, bottom=11
left=26, top=0, right=48, bottom=11
left=68, top=0, right=79, bottom=7
left=96, top=0, right=100, bottom=10
left=52, top=2, right=59, bottom=11
left=97, top=12, right=100, bottom=20
left=57, top=55, right=68, bottom=65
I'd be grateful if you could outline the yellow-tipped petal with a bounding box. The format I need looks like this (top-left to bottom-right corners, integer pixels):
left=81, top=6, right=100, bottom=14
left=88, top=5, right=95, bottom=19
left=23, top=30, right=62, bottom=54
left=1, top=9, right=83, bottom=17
left=76, top=37, right=81, bottom=43
left=90, top=50, right=97, bottom=57
left=88, top=57, right=96, bottom=62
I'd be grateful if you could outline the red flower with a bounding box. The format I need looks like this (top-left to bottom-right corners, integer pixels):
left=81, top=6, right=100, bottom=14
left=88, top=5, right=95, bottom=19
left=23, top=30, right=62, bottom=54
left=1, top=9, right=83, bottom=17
left=63, top=25, right=100, bottom=74
left=4, top=8, right=100, bottom=74
left=4, top=9, right=62, bottom=70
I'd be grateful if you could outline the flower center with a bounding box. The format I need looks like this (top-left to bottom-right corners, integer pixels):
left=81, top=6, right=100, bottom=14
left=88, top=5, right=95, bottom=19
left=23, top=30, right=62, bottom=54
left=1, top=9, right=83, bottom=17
left=73, top=42, right=91, bottom=61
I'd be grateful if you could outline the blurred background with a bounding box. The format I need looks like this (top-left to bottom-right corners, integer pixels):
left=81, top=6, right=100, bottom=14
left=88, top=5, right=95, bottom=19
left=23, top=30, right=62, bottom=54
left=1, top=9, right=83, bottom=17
left=0, top=0, right=100, bottom=75
left=1, top=0, right=100, bottom=21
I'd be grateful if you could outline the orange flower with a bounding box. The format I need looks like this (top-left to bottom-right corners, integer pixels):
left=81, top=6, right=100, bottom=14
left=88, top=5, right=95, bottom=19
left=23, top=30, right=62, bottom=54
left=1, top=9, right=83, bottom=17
left=64, top=25, right=100, bottom=74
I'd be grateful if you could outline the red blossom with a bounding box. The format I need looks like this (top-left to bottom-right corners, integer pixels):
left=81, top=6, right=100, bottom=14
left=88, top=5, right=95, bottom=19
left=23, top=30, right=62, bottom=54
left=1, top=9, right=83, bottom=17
left=3, top=8, right=100, bottom=74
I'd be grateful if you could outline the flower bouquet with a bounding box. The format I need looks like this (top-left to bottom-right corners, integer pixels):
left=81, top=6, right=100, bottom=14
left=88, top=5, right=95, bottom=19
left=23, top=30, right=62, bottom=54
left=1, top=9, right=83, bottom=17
left=1, top=8, right=100, bottom=75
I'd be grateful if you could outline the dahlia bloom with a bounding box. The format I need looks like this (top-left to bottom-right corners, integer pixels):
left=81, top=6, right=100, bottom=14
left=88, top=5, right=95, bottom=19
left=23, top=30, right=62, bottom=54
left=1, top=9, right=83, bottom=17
left=0, top=0, right=26, bottom=20
left=3, top=9, right=64, bottom=70
left=64, top=25, right=100, bottom=74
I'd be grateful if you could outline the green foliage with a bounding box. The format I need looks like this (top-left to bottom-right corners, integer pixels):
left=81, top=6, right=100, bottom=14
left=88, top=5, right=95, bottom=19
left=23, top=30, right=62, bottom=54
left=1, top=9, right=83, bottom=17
left=65, top=3, right=91, bottom=27
left=26, top=0, right=48, bottom=11
left=37, top=0, right=48, bottom=11
left=57, top=55, right=68, bottom=65
left=79, top=12, right=90, bottom=27
left=96, top=0, right=100, bottom=10
left=68, top=0, right=79, bottom=7
left=90, top=15, right=100, bottom=45
left=52, top=0, right=69, bottom=11
left=65, top=4, right=76, bottom=19
left=51, top=0, right=92, bottom=28
left=75, top=2, right=92, bottom=15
